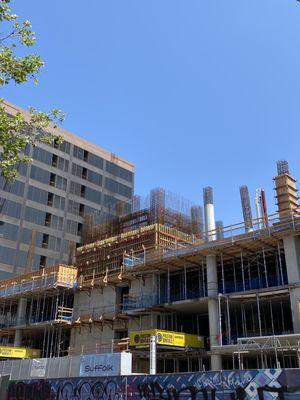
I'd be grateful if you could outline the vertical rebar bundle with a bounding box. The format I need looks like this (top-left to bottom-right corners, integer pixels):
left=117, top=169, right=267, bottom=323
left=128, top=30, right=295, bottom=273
left=277, top=160, right=290, bottom=176
left=216, top=220, right=224, bottom=240
left=239, top=185, right=253, bottom=232
left=203, top=186, right=213, bottom=206
left=191, top=205, right=204, bottom=237
left=150, top=187, right=166, bottom=224
left=132, top=195, right=141, bottom=213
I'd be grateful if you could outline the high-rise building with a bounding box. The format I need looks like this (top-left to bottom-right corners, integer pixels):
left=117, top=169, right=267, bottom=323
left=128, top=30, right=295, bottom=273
left=0, top=100, right=134, bottom=279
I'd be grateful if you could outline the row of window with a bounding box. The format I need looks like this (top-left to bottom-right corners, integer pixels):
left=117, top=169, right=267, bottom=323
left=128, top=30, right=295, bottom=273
left=30, top=166, right=67, bottom=191
left=34, top=146, right=133, bottom=185
left=27, top=186, right=65, bottom=210
left=70, top=181, right=102, bottom=204
left=33, top=147, right=69, bottom=172
left=106, top=161, right=133, bottom=183
left=71, top=163, right=102, bottom=186
left=0, top=223, right=70, bottom=255
left=24, top=207, right=64, bottom=231
left=105, top=178, right=132, bottom=199
left=67, top=200, right=105, bottom=223
left=73, top=146, right=104, bottom=169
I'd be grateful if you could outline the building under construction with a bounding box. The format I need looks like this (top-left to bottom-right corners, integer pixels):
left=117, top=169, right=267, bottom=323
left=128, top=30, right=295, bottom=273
left=0, top=265, right=77, bottom=358
left=1, top=162, right=300, bottom=373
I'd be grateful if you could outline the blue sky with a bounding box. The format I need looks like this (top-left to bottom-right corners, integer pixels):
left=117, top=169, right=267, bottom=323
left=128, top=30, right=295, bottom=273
left=2, top=1, right=300, bottom=225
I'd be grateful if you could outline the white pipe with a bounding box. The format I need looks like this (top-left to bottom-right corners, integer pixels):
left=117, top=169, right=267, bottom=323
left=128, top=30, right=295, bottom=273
left=205, top=204, right=216, bottom=241
left=149, top=334, right=157, bottom=374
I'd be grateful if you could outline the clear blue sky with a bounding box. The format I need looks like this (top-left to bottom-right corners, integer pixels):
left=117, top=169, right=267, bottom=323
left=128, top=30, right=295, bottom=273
left=2, top=1, right=300, bottom=225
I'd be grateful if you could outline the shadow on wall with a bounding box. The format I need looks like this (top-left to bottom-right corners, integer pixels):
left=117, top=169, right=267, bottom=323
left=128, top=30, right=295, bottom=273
left=4, top=369, right=300, bottom=400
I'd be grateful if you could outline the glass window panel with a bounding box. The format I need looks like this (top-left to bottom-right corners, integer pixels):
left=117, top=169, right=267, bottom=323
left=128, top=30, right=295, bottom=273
left=0, top=222, right=18, bottom=241
left=105, top=178, right=132, bottom=198
left=105, top=161, right=133, bottom=183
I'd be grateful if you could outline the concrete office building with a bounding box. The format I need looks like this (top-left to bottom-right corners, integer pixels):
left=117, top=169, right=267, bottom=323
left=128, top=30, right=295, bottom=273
left=0, top=100, right=134, bottom=279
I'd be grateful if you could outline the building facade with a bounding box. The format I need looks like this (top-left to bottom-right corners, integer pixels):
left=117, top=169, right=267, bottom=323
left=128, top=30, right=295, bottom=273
left=0, top=100, right=134, bottom=279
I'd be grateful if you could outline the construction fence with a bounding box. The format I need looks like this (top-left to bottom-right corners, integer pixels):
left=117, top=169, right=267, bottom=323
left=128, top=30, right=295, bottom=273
left=0, top=352, right=132, bottom=380
left=3, top=369, right=300, bottom=400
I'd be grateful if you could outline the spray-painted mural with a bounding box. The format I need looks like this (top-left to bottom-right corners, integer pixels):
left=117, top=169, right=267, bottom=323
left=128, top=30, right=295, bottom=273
left=5, top=369, right=300, bottom=400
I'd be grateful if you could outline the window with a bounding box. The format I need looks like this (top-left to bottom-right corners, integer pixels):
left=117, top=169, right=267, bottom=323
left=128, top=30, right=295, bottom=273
left=72, top=163, right=102, bottom=185
left=53, top=138, right=70, bottom=154
left=57, top=156, right=69, bottom=172
left=47, top=192, right=65, bottom=210
left=62, top=240, right=69, bottom=254
left=85, top=187, right=102, bottom=204
left=27, top=186, right=48, bottom=204
left=106, top=161, right=133, bottom=183
left=0, top=222, right=18, bottom=241
left=73, top=146, right=104, bottom=169
left=55, top=175, right=67, bottom=191
left=87, top=170, right=102, bottom=186
left=30, top=165, right=50, bottom=185
left=1, top=199, right=22, bottom=219
left=43, top=234, right=61, bottom=252
left=89, top=153, right=104, bottom=169
left=71, top=163, right=84, bottom=179
left=70, top=181, right=81, bottom=196
left=50, top=215, right=63, bottom=230
left=73, top=145, right=85, bottom=160
left=0, top=177, right=25, bottom=197
left=53, top=194, right=65, bottom=210
left=18, top=163, right=28, bottom=176
left=66, top=220, right=79, bottom=235
left=68, top=200, right=80, bottom=216
left=21, top=228, right=43, bottom=247
left=52, top=154, right=69, bottom=172
left=32, top=147, right=52, bottom=165
left=105, top=178, right=132, bottom=198
left=0, top=246, right=16, bottom=265
left=24, top=207, right=46, bottom=225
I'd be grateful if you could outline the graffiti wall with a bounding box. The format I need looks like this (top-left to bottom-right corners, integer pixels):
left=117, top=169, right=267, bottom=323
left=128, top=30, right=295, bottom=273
left=5, top=369, right=300, bottom=400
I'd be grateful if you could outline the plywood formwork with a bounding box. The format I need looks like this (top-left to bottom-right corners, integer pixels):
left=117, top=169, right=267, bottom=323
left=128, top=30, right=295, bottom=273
left=76, top=223, right=198, bottom=288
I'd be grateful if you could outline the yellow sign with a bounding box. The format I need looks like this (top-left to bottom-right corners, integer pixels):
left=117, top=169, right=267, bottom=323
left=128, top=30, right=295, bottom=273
left=0, top=346, right=41, bottom=359
left=129, top=329, right=204, bottom=349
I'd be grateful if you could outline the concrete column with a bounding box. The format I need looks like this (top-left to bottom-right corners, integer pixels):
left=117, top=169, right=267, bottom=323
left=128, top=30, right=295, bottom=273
left=207, top=254, right=222, bottom=370
left=203, top=186, right=222, bottom=371
left=283, top=236, right=300, bottom=333
left=14, top=297, right=27, bottom=347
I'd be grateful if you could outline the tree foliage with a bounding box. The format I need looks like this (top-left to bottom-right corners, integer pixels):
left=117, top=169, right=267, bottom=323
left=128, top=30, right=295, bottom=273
left=0, top=0, right=64, bottom=180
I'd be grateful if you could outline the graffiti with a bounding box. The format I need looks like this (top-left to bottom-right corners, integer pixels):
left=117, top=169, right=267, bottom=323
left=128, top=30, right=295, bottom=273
left=56, top=379, right=122, bottom=400
left=7, top=380, right=52, bottom=400
left=137, top=381, right=247, bottom=400
left=5, top=369, right=300, bottom=400
left=257, top=386, right=287, bottom=400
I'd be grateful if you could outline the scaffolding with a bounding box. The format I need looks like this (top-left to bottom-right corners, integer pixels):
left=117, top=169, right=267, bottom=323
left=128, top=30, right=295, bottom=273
left=0, top=265, right=77, bottom=358
left=73, top=207, right=300, bottom=368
